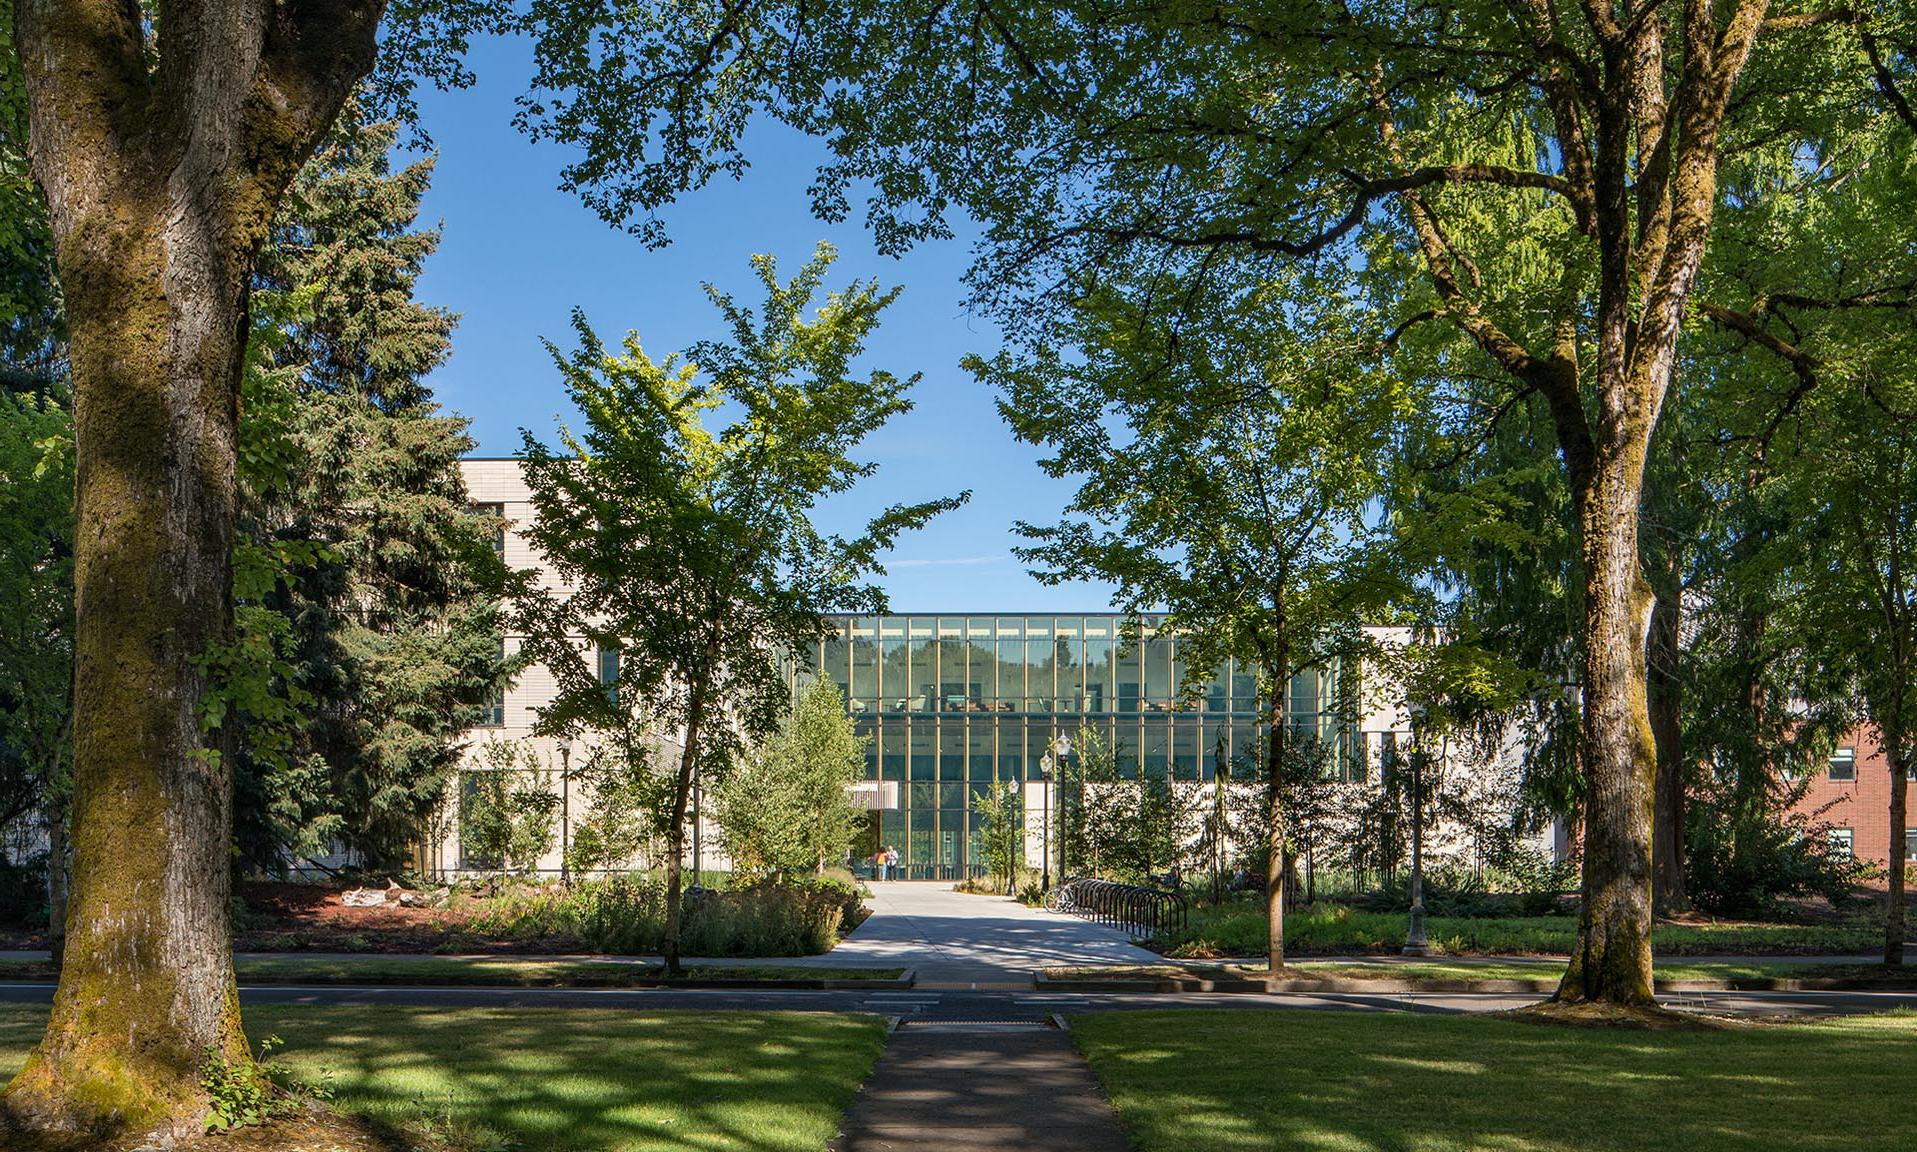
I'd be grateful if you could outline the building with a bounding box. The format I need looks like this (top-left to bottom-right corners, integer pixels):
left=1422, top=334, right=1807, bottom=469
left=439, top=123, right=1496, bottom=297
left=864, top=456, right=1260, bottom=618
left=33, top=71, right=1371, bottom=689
left=441, top=458, right=1543, bottom=882
left=1789, top=727, right=1915, bottom=870
left=785, top=613, right=1405, bottom=879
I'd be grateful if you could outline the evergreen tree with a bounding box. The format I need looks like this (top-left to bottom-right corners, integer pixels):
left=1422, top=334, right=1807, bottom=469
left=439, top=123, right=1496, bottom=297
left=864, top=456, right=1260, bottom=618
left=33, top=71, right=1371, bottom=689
left=237, top=107, right=509, bottom=874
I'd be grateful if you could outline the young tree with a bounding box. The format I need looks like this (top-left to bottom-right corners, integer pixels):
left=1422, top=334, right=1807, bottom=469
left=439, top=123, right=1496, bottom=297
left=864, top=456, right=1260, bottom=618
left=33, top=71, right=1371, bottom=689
left=459, top=738, right=560, bottom=875
left=717, top=677, right=866, bottom=879
left=970, top=781, right=1023, bottom=894
left=981, top=268, right=1408, bottom=981
left=513, top=244, right=962, bottom=973
left=516, top=0, right=1917, bottom=1010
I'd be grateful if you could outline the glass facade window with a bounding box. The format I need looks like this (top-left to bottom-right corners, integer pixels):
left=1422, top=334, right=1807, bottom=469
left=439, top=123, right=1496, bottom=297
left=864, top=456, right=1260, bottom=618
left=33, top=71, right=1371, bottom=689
left=472, top=503, right=505, bottom=556
left=1829, top=746, right=1857, bottom=781
left=795, top=613, right=1352, bottom=879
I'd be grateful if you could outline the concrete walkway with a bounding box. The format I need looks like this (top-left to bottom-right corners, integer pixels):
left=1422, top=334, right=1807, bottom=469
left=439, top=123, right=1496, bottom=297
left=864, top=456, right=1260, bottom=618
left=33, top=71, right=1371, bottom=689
left=823, top=882, right=1166, bottom=987
left=835, top=1025, right=1130, bottom=1152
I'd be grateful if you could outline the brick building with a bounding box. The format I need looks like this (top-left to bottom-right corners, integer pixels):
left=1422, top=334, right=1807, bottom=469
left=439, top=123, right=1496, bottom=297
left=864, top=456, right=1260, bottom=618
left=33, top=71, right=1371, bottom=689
left=1789, top=727, right=1914, bottom=869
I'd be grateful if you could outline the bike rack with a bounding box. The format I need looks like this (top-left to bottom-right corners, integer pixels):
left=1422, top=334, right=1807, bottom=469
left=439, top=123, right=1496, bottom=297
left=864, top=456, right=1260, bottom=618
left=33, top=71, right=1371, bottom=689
left=1050, top=875, right=1188, bottom=938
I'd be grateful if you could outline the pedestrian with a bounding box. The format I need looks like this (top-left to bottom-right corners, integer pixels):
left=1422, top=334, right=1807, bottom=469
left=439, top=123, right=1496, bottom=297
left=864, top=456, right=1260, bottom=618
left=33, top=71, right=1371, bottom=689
left=885, top=844, right=900, bottom=881
left=874, top=846, right=887, bottom=881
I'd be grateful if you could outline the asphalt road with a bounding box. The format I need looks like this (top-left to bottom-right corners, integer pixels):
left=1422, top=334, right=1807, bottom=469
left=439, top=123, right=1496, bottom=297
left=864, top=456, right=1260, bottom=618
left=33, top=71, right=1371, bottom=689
left=3, top=981, right=1911, bottom=1019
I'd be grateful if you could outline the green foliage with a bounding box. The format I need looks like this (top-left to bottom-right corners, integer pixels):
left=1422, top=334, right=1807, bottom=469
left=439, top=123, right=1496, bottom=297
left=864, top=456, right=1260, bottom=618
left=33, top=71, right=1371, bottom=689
left=200, top=1035, right=326, bottom=1133
left=0, top=388, right=70, bottom=840
left=512, top=242, right=961, bottom=962
left=458, top=740, right=560, bottom=873
left=716, top=678, right=867, bottom=879
left=1151, top=897, right=1883, bottom=961
left=970, top=781, right=1022, bottom=891
left=229, top=105, right=511, bottom=873
left=464, top=875, right=862, bottom=957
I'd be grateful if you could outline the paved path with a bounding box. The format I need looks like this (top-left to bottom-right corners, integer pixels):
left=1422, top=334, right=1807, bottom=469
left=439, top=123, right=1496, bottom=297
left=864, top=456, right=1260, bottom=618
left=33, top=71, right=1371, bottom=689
left=835, top=1024, right=1129, bottom=1152
left=824, top=882, right=1165, bottom=987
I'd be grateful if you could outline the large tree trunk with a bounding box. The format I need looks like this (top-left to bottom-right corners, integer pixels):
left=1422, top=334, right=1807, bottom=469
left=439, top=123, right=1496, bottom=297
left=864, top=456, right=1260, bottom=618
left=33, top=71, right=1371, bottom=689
left=1553, top=441, right=1660, bottom=1007
left=1648, top=574, right=1689, bottom=914
left=5, top=1, right=381, bottom=1135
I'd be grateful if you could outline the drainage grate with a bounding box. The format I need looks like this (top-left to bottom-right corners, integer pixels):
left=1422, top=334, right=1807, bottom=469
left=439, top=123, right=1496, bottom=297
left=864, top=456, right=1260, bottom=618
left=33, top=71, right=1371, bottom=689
left=898, top=1017, right=1055, bottom=1030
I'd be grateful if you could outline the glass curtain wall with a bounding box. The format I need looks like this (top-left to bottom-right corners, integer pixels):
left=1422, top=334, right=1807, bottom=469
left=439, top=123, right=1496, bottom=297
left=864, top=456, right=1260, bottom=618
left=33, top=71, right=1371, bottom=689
left=799, top=613, right=1355, bottom=879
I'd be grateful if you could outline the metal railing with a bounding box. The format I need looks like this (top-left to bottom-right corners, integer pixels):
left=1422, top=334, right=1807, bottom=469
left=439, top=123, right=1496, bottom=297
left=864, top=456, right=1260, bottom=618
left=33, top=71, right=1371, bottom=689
left=1047, top=875, right=1187, bottom=938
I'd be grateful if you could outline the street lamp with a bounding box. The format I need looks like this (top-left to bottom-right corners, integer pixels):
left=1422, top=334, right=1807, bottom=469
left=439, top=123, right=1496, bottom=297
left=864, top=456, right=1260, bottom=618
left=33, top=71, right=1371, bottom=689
left=1038, top=734, right=1073, bottom=892
left=556, top=735, right=573, bottom=888
left=1403, top=705, right=1430, bottom=957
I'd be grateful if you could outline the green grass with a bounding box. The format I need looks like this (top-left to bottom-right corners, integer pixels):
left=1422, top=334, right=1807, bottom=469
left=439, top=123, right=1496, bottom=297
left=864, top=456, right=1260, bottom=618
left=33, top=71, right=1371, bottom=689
left=1153, top=900, right=1883, bottom=957
left=1072, top=1008, right=1917, bottom=1152
left=0, top=1005, right=887, bottom=1152
left=0, top=955, right=904, bottom=985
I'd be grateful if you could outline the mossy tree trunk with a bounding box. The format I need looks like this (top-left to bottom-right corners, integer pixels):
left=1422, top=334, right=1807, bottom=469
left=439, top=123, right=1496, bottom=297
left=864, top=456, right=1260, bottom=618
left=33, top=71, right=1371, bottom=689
left=4, top=0, right=382, bottom=1135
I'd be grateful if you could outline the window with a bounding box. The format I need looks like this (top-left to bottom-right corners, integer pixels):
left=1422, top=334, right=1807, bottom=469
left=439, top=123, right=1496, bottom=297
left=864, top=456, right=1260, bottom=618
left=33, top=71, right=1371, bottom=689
left=1829, top=828, right=1854, bottom=858
left=598, top=646, right=620, bottom=700
left=472, top=502, right=506, bottom=557
left=1907, top=828, right=1917, bottom=859
left=1828, top=746, right=1857, bottom=782
left=480, top=639, right=506, bottom=726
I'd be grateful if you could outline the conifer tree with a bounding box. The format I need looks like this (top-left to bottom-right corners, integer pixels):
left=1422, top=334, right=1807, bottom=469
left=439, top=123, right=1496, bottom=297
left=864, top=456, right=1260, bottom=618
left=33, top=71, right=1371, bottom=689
left=238, top=106, right=508, bottom=874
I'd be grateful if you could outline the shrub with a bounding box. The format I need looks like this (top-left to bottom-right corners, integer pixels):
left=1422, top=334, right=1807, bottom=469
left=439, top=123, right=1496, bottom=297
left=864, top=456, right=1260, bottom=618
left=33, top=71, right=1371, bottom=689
left=464, top=874, right=862, bottom=957
left=0, top=856, right=47, bottom=930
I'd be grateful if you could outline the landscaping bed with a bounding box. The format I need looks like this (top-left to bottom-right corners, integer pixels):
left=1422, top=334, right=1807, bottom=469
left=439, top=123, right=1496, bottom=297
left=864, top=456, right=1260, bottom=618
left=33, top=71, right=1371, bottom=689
left=220, top=875, right=870, bottom=956
left=1071, top=1009, right=1917, bottom=1152
left=0, top=1005, right=889, bottom=1152
left=1040, top=959, right=1917, bottom=993
left=1148, top=898, right=1887, bottom=959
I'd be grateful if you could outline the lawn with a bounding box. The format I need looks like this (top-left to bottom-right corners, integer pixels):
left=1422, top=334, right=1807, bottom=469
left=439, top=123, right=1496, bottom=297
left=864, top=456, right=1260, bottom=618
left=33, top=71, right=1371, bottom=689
left=1072, top=1009, right=1917, bottom=1152
left=0, top=955, right=904, bottom=986
left=1151, top=900, right=1884, bottom=957
left=0, top=1005, right=886, bottom=1152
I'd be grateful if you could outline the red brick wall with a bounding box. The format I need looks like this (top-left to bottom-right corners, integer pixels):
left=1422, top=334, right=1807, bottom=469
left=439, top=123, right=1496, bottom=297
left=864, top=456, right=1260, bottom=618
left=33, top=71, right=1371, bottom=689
left=1787, top=725, right=1911, bottom=867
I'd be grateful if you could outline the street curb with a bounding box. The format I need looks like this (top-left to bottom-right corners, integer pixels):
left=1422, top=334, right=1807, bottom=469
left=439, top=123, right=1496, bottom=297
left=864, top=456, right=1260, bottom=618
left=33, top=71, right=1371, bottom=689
left=0, top=967, right=916, bottom=992
left=1033, top=974, right=1917, bottom=994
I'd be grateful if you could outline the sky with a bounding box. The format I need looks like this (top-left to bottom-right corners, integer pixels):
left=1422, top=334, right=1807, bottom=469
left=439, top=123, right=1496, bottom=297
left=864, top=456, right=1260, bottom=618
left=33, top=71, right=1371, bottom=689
left=408, top=36, right=1117, bottom=613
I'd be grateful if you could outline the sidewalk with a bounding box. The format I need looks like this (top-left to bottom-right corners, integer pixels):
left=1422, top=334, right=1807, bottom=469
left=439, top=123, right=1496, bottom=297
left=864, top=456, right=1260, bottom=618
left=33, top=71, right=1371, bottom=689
left=822, top=882, right=1166, bottom=986
left=835, top=1026, right=1130, bottom=1152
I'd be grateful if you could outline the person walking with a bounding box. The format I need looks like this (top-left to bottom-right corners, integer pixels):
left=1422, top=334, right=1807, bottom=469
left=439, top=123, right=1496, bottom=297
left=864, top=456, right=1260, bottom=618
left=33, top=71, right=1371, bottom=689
left=874, top=846, right=888, bottom=881
left=884, top=844, right=900, bottom=881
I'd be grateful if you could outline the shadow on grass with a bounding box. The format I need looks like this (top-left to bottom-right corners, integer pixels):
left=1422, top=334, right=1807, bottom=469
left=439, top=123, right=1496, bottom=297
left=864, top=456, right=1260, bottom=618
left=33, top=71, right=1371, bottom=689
left=0, top=1006, right=887, bottom=1152
left=1072, top=1008, right=1917, bottom=1152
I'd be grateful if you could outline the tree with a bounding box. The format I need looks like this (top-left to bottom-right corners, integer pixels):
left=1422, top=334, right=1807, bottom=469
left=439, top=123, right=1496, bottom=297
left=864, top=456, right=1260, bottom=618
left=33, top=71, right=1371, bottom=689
left=459, top=738, right=560, bottom=874
left=717, top=677, right=866, bottom=879
left=236, top=106, right=509, bottom=874
left=515, top=0, right=1917, bottom=1010
left=512, top=244, right=963, bottom=974
left=2, top=1, right=389, bottom=1128
left=981, top=266, right=1407, bottom=981
left=971, top=780, right=1024, bottom=894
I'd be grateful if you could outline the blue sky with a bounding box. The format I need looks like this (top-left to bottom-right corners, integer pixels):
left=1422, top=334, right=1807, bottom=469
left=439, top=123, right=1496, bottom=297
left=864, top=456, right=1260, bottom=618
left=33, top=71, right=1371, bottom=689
left=408, top=36, right=1116, bottom=613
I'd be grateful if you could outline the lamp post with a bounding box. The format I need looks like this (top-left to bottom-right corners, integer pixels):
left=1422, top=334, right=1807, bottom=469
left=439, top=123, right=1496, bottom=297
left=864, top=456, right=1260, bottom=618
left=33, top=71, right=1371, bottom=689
left=1403, top=705, right=1430, bottom=957
left=1039, top=734, right=1073, bottom=892
left=556, top=736, right=573, bottom=888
